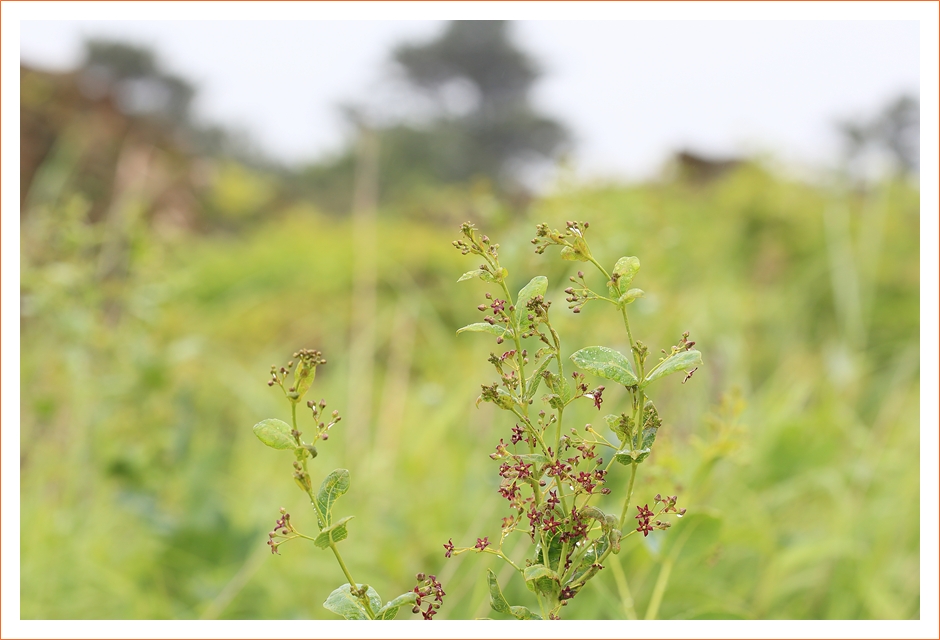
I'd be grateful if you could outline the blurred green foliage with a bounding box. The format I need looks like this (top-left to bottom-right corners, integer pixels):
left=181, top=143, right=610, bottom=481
left=20, top=152, right=919, bottom=619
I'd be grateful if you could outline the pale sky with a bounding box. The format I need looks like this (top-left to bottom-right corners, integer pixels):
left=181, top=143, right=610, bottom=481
left=19, top=18, right=919, bottom=178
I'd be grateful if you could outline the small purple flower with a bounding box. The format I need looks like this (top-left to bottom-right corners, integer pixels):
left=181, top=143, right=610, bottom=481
left=589, top=385, right=605, bottom=410
left=542, top=515, right=562, bottom=534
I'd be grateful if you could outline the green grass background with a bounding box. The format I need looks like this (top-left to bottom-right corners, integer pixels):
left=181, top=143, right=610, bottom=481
left=20, top=164, right=920, bottom=619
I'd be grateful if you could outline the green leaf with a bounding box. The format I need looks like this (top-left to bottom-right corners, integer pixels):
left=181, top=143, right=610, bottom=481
left=614, top=448, right=651, bottom=465
left=323, top=583, right=382, bottom=620
left=457, top=267, right=506, bottom=283
left=560, top=236, right=592, bottom=262
left=579, top=505, right=610, bottom=528
left=514, top=453, right=550, bottom=478
left=568, top=541, right=608, bottom=588
left=456, top=322, right=513, bottom=339
left=293, top=359, right=316, bottom=402
left=315, top=469, right=350, bottom=527
left=514, top=453, right=550, bottom=467
left=252, top=418, right=296, bottom=450
left=514, top=275, right=548, bottom=322
left=644, top=349, right=703, bottom=386
left=375, top=591, right=418, bottom=620
left=618, top=288, right=645, bottom=305
left=314, top=515, right=354, bottom=548
left=605, top=413, right=632, bottom=445
left=612, top=256, right=641, bottom=288
left=523, top=564, right=561, bottom=600
left=509, top=606, right=541, bottom=620
left=457, top=269, right=485, bottom=282
left=486, top=569, right=542, bottom=619
left=478, top=386, right=516, bottom=410
left=486, top=569, right=512, bottom=615
left=534, top=532, right=564, bottom=570
left=543, top=371, right=572, bottom=406
left=525, top=353, right=556, bottom=399
left=570, top=346, right=638, bottom=386
left=610, top=528, right=623, bottom=554
left=560, top=246, right=589, bottom=262
left=640, top=400, right=661, bottom=453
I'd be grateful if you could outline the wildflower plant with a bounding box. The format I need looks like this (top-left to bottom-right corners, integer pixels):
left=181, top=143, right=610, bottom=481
left=253, top=349, right=444, bottom=619
left=447, top=221, right=702, bottom=620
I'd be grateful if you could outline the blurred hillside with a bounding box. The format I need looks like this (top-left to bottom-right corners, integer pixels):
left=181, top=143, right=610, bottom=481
left=19, top=31, right=920, bottom=621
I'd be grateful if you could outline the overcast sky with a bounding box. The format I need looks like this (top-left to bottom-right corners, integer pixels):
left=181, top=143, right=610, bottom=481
left=19, top=17, right=920, bottom=179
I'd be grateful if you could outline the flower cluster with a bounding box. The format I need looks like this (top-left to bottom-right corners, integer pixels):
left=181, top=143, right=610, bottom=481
left=306, top=397, right=342, bottom=441
left=448, top=221, right=702, bottom=620
left=635, top=494, right=686, bottom=537
left=266, top=508, right=294, bottom=554
left=634, top=504, right=655, bottom=537
left=563, top=270, right=597, bottom=314
left=267, top=349, right=327, bottom=400
left=411, top=573, right=446, bottom=620
left=453, top=222, right=500, bottom=259
left=478, top=293, right=514, bottom=343
left=659, top=332, right=699, bottom=383
left=531, top=220, right=594, bottom=261
left=256, top=349, right=442, bottom=621
left=520, top=294, right=551, bottom=337
left=452, top=222, right=505, bottom=287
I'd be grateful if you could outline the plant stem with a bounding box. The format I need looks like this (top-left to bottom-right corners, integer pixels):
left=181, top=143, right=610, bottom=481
left=329, top=542, right=357, bottom=587
left=536, top=593, right=549, bottom=619
left=546, top=322, right=565, bottom=454
left=499, top=279, right=528, bottom=401
left=587, top=256, right=612, bottom=283
left=620, top=307, right=638, bottom=368
left=295, top=458, right=326, bottom=529
left=618, top=462, right=638, bottom=530
left=329, top=541, right=375, bottom=619
left=558, top=538, right=569, bottom=575
left=476, top=547, right=523, bottom=573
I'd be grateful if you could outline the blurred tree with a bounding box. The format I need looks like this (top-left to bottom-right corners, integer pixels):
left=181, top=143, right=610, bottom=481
left=80, top=39, right=195, bottom=126
left=79, top=39, right=259, bottom=161
left=297, top=21, right=570, bottom=214
left=394, top=20, right=539, bottom=117
left=838, top=94, right=919, bottom=179
left=876, top=95, right=919, bottom=174
left=389, top=20, right=569, bottom=188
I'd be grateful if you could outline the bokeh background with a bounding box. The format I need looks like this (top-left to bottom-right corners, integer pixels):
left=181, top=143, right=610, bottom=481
left=17, top=17, right=921, bottom=620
